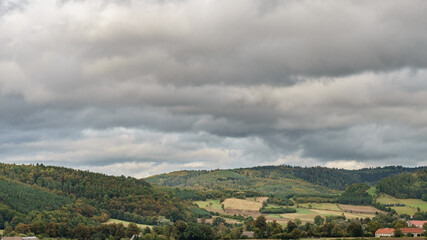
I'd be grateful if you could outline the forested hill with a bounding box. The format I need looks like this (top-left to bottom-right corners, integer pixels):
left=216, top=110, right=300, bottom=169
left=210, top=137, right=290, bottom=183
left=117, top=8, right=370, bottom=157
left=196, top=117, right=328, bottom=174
left=145, top=165, right=425, bottom=193
left=0, top=163, right=201, bottom=233
left=376, top=169, right=427, bottom=200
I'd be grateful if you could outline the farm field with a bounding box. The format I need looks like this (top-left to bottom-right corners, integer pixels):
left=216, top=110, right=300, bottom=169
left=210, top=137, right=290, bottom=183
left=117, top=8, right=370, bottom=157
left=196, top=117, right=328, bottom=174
left=298, top=203, right=341, bottom=211
left=104, top=219, right=153, bottom=229
left=222, top=197, right=262, bottom=211
left=367, top=187, right=377, bottom=196
left=194, top=199, right=222, bottom=210
left=338, top=204, right=383, bottom=214
left=399, top=199, right=427, bottom=211
left=195, top=198, right=380, bottom=224
left=376, top=194, right=427, bottom=215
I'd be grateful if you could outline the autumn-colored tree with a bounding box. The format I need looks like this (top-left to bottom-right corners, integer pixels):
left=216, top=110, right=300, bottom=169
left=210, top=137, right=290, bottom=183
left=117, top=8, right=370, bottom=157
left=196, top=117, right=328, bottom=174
left=125, top=223, right=140, bottom=237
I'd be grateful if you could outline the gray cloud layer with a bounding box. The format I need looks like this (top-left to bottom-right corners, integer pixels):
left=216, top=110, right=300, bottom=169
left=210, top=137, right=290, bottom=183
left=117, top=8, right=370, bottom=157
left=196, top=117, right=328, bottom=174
left=1, top=0, right=426, bottom=177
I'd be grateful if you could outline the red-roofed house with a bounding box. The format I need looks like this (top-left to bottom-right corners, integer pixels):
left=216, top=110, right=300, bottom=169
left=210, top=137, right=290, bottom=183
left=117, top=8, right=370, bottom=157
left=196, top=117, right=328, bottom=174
left=401, top=228, right=424, bottom=237
left=375, top=228, right=395, bottom=237
left=408, top=220, right=427, bottom=228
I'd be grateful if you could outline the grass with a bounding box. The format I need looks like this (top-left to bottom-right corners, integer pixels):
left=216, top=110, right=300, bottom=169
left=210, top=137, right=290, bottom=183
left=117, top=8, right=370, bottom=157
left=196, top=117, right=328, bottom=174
left=298, top=203, right=341, bottom=211
left=367, top=187, right=377, bottom=197
left=222, top=198, right=262, bottom=211
left=295, top=208, right=316, bottom=214
left=376, top=194, right=400, bottom=205
left=399, top=199, right=427, bottom=211
left=104, top=219, right=153, bottom=229
left=376, top=194, right=427, bottom=215
left=194, top=199, right=222, bottom=210
left=267, top=214, right=284, bottom=219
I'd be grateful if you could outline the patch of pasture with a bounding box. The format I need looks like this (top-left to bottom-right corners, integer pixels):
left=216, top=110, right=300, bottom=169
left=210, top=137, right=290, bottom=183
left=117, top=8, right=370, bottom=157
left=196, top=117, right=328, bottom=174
left=295, top=208, right=315, bottom=214
left=104, top=219, right=153, bottom=229
left=338, top=204, right=383, bottom=214
left=399, top=199, right=427, bottom=211
left=222, top=198, right=262, bottom=211
left=298, top=203, right=341, bottom=211
left=375, top=194, right=427, bottom=215
left=367, top=187, right=377, bottom=197
left=194, top=199, right=222, bottom=210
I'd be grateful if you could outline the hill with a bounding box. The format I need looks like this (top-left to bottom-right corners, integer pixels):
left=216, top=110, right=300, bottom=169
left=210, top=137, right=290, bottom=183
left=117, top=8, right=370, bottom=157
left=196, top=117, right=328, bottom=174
left=145, top=168, right=339, bottom=197
left=0, top=163, right=205, bottom=239
left=145, top=165, right=425, bottom=196
left=376, top=169, right=427, bottom=200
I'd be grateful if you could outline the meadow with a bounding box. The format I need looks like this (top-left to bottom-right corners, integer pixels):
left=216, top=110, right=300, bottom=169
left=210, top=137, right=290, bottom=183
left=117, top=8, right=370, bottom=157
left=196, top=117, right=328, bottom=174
left=376, top=194, right=427, bottom=215
left=104, top=219, right=154, bottom=229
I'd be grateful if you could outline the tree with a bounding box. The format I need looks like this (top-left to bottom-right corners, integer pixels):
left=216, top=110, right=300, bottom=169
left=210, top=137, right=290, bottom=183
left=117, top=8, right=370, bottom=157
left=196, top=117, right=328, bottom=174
left=213, top=217, right=227, bottom=227
left=331, top=225, right=344, bottom=237
left=183, top=223, right=204, bottom=240
left=14, top=223, right=31, bottom=234
left=286, top=221, right=297, bottom=233
left=4, top=226, right=13, bottom=236
left=314, top=215, right=325, bottom=226
left=392, top=219, right=408, bottom=228
left=394, top=228, right=403, bottom=237
left=126, top=223, right=140, bottom=237
left=366, top=220, right=381, bottom=236
left=143, top=227, right=151, bottom=234
left=347, top=221, right=363, bottom=237
left=254, top=215, right=267, bottom=238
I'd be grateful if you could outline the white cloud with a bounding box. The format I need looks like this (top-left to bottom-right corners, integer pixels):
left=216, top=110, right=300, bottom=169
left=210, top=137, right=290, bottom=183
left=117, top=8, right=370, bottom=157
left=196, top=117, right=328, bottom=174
left=325, top=160, right=368, bottom=170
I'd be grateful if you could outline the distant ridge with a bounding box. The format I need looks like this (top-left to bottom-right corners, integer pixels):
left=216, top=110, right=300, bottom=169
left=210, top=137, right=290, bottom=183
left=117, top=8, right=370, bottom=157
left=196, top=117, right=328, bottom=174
left=145, top=165, right=425, bottom=195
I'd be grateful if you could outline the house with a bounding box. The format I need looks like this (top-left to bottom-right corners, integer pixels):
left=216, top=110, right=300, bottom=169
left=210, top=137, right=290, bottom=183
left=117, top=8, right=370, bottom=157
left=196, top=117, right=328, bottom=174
left=375, top=228, right=395, bottom=237
left=401, top=228, right=424, bottom=237
left=408, top=220, right=427, bottom=228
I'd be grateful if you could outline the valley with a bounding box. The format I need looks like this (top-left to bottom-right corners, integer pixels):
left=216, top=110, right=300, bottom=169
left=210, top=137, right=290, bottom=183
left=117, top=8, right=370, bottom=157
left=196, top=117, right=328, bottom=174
left=0, top=163, right=425, bottom=239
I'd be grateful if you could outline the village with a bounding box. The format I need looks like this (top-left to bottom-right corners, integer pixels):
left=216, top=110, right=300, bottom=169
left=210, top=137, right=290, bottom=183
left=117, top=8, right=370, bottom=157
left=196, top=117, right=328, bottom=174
left=374, top=220, right=426, bottom=238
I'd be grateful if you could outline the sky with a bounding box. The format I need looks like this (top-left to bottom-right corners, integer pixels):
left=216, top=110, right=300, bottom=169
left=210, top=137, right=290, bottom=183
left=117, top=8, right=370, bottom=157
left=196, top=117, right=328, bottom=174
left=1, top=0, right=427, bottom=178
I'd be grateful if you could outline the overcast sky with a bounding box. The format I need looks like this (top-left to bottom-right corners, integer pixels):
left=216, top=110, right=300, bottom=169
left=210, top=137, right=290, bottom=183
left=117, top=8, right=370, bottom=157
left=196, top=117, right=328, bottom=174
left=1, top=0, right=427, bottom=177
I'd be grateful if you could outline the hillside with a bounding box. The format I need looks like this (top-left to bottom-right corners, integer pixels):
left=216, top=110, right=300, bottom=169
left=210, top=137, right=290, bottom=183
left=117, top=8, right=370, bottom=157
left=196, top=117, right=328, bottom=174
left=376, top=169, right=427, bottom=200
left=145, top=165, right=425, bottom=195
left=0, top=163, right=205, bottom=239
left=145, top=168, right=339, bottom=196
left=0, top=177, right=72, bottom=214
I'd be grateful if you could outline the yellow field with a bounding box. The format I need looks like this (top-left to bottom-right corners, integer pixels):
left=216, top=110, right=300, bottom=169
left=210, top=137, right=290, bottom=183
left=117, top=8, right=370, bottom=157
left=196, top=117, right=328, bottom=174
left=104, top=219, right=153, bottom=229
left=222, top=198, right=262, bottom=211
left=253, top=197, right=269, bottom=203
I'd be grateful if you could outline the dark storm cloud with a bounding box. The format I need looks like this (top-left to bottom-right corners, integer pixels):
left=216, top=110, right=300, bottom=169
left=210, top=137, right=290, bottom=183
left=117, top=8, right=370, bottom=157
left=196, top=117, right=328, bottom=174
left=0, top=0, right=426, bottom=176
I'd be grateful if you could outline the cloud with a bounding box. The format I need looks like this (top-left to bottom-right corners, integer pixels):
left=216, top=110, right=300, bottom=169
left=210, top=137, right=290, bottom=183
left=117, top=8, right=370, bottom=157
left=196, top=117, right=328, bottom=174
left=325, top=160, right=367, bottom=170
left=0, top=0, right=426, bottom=177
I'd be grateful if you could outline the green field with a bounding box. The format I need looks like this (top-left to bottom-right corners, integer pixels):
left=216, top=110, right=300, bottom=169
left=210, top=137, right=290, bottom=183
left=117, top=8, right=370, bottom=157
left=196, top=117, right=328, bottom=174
left=104, top=219, right=153, bottom=229
left=295, top=208, right=316, bottom=214
left=376, top=194, right=427, bottom=215
left=367, top=187, right=377, bottom=197
left=298, top=203, right=341, bottom=211
left=194, top=199, right=222, bottom=210
left=400, top=198, right=427, bottom=210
